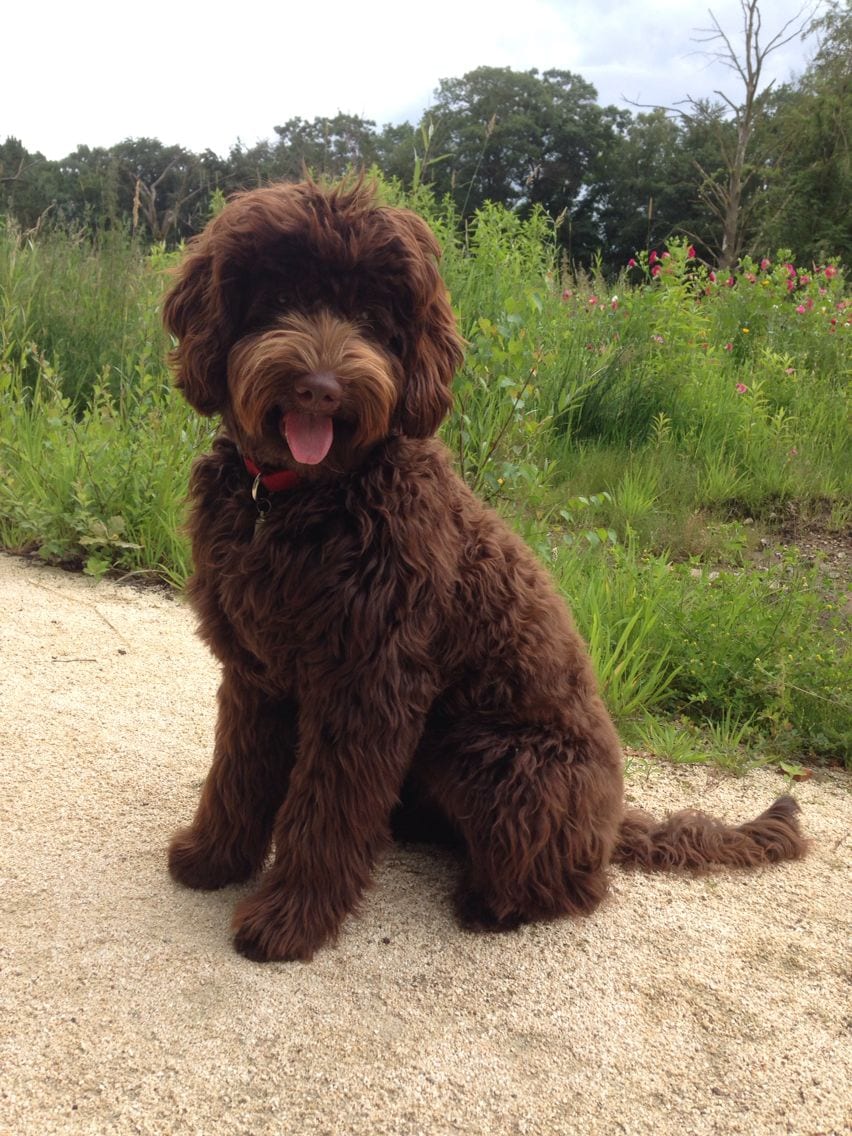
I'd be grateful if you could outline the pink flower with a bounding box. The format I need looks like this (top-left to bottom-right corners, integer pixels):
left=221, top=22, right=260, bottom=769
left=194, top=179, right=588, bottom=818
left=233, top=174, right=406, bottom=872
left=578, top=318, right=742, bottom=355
left=725, top=276, right=735, bottom=287
left=589, top=295, right=598, bottom=305
left=724, top=342, right=734, bottom=352
left=760, top=258, right=771, bottom=271
left=627, top=257, right=638, bottom=268
left=662, top=251, right=671, bottom=261
left=562, top=289, right=573, bottom=300
left=708, top=271, right=717, bottom=283
left=688, top=245, right=697, bottom=259
left=651, top=265, right=661, bottom=277
left=786, top=263, right=796, bottom=276
left=799, top=274, right=811, bottom=286
left=796, top=304, right=807, bottom=314
left=824, top=265, right=838, bottom=279
left=736, top=383, right=748, bottom=394
left=746, top=273, right=756, bottom=284
left=649, top=250, right=659, bottom=265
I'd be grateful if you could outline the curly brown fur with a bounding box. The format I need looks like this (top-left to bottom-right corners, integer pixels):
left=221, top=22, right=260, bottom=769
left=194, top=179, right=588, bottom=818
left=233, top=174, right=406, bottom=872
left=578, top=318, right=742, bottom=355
left=163, top=179, right=807, bottom=962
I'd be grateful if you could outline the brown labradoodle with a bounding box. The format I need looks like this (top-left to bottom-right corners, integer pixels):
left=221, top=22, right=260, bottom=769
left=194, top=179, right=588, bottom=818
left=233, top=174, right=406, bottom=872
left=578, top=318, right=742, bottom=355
left=163, top=180, right=806, bottom=962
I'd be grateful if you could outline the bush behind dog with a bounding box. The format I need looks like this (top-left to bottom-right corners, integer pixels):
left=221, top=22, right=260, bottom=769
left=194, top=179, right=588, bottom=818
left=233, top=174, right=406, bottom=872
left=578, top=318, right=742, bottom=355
left=0, top=188, right=848, bottom=763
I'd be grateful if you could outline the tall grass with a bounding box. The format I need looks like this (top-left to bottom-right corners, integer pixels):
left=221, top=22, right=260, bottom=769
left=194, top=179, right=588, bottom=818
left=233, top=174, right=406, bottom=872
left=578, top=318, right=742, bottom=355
left=0, top=218, right=167, bottom=404
left=0, top=191, right=849, bottom=763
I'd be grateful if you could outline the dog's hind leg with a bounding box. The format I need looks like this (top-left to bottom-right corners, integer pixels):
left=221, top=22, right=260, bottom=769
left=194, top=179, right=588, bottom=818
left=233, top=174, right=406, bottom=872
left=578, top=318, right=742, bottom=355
left=168, top=672, right=297, bottom=890
left=425, top=723, right=624, bottom=931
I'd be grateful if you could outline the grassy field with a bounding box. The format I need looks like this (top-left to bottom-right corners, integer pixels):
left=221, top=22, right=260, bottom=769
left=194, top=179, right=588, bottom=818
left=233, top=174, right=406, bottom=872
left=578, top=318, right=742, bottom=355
left=1, top=190, right=849, bottom=767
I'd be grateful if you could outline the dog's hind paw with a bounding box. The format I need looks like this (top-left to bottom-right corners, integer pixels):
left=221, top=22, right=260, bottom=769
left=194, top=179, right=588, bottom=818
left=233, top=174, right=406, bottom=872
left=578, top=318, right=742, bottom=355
left=454, top=885, right=525, bottom=933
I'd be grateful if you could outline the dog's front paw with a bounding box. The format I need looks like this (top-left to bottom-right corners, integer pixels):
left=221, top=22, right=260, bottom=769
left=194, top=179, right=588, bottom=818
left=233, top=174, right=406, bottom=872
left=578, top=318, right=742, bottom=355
left=231, top=889, right=332, bottom=962
left=168, top=827, right=255, bottom=891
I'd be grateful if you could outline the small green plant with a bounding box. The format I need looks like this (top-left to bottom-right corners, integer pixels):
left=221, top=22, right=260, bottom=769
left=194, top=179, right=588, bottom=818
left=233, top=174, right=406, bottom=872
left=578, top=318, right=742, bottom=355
left=697, top=449, right=747, bottom=508
left=553, top=543, right=679, bottom=723
left=556, top=493, right=617, bottom=549
left=609, top=465, right=659, bottom=537
left=628, top=715, right=702, bottom=764
left=700, top=709, right=759, bottom=772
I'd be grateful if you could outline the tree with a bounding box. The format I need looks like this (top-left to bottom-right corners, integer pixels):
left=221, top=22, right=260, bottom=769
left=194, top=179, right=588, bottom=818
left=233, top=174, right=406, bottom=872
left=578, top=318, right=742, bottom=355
left=271, top=113, right=380, bottom=180
left=594, top=111, right=721, bottom=267
left=52, top=145, right=123, bottom=230
left=755, top=0, right=851, bottom=261
left=421, top=66, right=621, bottom=236
left=0, top=137, right=57, bottom=229
left=226, top=138, right=290, bottom=189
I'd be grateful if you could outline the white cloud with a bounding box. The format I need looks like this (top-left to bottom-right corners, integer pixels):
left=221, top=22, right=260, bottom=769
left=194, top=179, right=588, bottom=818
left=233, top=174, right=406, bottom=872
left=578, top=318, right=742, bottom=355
left=6, top=0, right=817, bottom=158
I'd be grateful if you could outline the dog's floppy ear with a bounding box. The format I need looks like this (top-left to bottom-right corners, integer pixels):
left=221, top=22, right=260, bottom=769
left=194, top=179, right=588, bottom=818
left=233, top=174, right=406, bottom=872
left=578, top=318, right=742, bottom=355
left=398, top=302, right=464, bottom=438
left=162, top=238, right=232, bottom=416
left=392, top=211, right=465, bottom=438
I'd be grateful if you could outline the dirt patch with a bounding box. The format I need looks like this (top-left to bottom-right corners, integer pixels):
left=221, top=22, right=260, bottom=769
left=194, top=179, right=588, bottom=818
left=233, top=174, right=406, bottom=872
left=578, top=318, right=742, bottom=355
left=1, top=553, right=850, bottom=1136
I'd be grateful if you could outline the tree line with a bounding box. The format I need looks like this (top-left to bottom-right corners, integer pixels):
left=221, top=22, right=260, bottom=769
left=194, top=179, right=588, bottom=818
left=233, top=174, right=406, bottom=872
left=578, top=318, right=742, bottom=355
left=1, top=1, right=849, bottom=272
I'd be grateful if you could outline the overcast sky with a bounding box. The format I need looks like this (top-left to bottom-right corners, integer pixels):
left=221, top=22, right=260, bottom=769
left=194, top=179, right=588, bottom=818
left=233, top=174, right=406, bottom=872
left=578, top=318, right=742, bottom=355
left=7, top=0, right=819, bottom=160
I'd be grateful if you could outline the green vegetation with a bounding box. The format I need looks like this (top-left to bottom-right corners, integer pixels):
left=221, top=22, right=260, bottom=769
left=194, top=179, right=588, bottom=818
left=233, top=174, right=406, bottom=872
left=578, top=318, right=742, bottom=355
left=0, top=191, right=848, bottom=767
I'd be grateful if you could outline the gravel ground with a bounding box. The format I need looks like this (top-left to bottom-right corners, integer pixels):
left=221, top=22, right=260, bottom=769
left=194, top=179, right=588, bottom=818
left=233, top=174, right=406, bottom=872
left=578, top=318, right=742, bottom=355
left=1, top=553, right=850, bottom=1136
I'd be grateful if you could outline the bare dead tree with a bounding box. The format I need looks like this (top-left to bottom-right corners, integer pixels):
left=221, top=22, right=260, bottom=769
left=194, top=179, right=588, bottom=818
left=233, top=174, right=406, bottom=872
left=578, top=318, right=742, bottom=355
left=630, top=1, right=815, bottom=268
left=689, top=0, right=816, bottom=268
left=130, top=157, right=203, bottom=243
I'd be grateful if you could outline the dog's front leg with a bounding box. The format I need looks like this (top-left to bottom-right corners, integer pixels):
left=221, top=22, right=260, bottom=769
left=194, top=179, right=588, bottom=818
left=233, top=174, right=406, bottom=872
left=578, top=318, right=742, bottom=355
left=231, top=700, right=423, bottom=962
left=168, top=670, right=297, bottom=890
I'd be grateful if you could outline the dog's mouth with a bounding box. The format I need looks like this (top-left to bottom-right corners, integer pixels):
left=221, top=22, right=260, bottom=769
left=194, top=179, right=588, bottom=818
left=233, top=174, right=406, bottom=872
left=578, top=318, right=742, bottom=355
left=282, top=409, right=334, bottom=465
left=262, top=406, right=357, bottom=472
left=228, top=311, right=400, bottom=473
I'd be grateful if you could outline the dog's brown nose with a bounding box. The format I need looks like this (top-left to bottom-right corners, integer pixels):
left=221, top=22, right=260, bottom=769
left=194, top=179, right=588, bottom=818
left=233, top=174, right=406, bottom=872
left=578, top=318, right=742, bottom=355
left=294, top=372, right=343, bottom=413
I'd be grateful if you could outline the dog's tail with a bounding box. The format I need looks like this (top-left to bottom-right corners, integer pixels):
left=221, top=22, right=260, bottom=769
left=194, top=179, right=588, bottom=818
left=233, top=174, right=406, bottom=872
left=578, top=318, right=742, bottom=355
left=613, top=794, right=807, bottom=871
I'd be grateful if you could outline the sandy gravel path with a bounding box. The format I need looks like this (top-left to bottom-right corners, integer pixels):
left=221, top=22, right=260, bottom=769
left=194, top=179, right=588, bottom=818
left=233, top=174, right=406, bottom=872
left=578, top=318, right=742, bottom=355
left=1, top=553, right=849, bottom=1136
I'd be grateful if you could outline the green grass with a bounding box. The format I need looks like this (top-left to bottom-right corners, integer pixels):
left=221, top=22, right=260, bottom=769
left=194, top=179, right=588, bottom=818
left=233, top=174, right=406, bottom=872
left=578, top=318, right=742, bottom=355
left=0, top=356, right=209, bottom=586
left=0, top=189, right=849, bottom=765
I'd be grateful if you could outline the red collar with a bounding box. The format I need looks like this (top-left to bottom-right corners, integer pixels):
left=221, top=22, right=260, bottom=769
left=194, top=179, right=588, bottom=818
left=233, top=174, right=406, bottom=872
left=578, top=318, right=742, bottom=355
left=244, top=456, right=301, bottom=492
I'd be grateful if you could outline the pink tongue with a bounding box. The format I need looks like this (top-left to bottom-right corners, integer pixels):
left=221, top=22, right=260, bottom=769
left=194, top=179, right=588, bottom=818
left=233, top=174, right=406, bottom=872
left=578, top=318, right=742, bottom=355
left=283, top=412, right=334, bottom=465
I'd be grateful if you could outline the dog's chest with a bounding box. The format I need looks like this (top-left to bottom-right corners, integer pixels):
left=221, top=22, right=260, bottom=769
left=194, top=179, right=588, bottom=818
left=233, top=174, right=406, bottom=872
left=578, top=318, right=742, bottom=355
left=195, top=492, right=389, bottom=681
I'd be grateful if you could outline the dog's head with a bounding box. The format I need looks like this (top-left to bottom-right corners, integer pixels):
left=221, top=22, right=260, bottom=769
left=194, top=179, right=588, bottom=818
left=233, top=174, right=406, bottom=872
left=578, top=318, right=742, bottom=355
left=163, top=179, right=463, bottom=474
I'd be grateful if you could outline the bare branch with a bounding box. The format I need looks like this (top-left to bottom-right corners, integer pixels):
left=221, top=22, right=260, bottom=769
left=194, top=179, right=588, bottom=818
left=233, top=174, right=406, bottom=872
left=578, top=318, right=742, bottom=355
left=0, top=154, right=40, bottom=185
left=692, top=1, right=815, bottom=84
